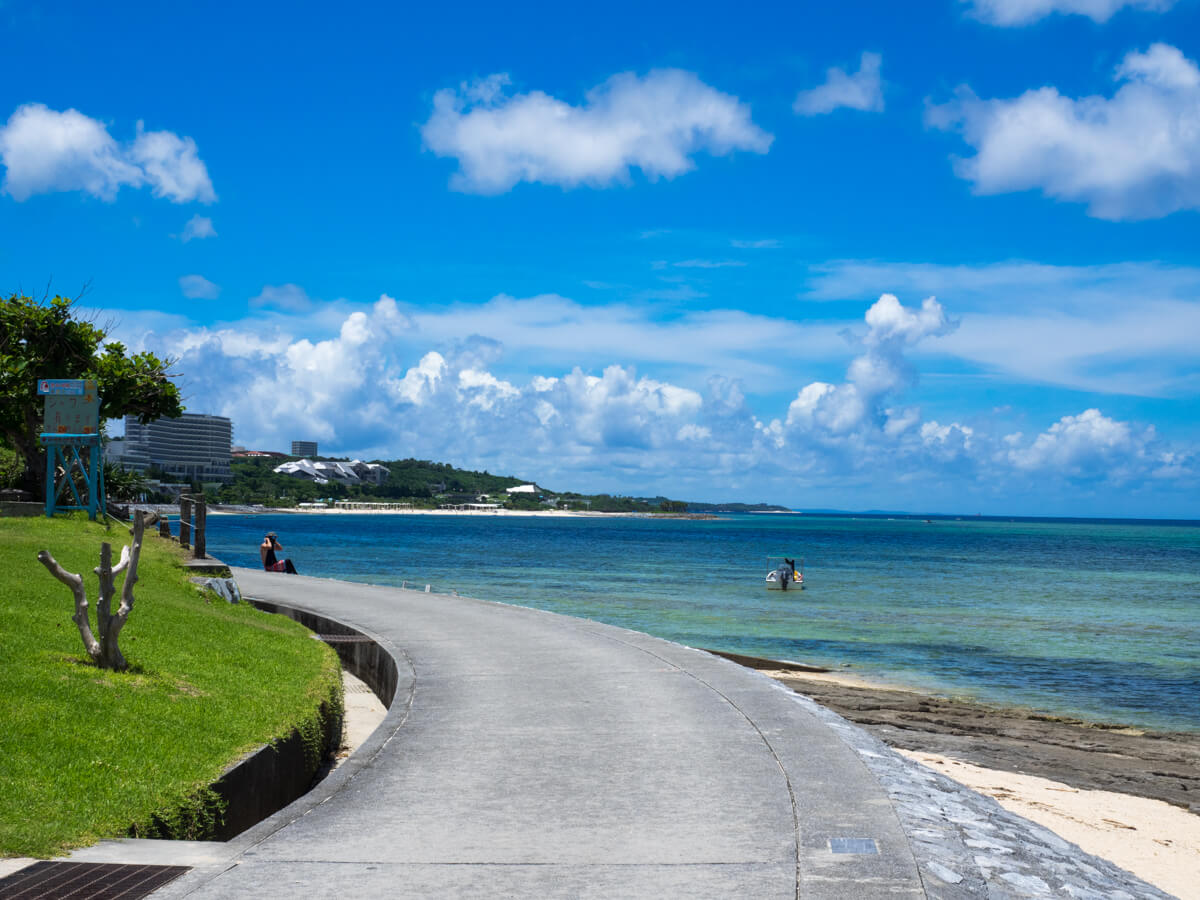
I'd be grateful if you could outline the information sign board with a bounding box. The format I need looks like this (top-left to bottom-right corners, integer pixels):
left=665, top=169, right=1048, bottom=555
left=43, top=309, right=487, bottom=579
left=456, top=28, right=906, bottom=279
left=43, top=380, right=99, bottom=435
left=37, top=379, right=87, bottom=396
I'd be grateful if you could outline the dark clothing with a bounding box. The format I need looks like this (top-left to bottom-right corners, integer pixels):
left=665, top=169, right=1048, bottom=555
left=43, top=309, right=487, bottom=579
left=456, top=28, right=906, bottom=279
left=775, top=564, right=792, bottom=590
left=262, top=539, right=298, bottom=574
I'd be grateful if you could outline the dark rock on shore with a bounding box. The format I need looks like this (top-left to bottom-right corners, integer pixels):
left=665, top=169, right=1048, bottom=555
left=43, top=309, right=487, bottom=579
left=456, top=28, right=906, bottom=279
left=713, top=650, right=1200, bottom=811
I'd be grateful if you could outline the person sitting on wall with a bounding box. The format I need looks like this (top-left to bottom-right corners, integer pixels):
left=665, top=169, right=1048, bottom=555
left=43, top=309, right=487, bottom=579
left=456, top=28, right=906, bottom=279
left=260, top=532, right=298, bottom=574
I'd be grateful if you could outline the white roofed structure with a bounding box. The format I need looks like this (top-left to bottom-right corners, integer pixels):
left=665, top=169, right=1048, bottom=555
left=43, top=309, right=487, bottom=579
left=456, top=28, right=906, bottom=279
left=274, top=459, right=389, bottom=486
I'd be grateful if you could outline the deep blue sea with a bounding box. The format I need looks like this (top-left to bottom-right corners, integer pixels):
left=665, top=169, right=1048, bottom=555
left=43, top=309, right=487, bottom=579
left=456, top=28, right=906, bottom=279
left=207, top=512, right=1200, bottom=734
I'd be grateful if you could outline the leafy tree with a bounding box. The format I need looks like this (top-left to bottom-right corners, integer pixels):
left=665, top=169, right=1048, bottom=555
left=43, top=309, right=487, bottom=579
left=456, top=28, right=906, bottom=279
left=0, top=293, right=183, bottom=493
left=103, top=463, right=149, bottom=503
left=0, top=446, right=22, bottom=490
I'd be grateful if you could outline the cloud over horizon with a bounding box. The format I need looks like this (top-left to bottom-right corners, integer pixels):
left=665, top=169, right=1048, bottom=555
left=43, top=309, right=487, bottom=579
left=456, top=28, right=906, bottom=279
left=111, top=291, right=1194, bottom=512
left=420, top=70, right=773, bottom=193
left=804, top=258, right=1200, bottom=397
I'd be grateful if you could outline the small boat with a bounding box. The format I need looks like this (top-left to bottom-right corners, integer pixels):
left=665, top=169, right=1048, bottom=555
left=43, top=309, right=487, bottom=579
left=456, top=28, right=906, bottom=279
left=765, top=556, right=804, bottom=591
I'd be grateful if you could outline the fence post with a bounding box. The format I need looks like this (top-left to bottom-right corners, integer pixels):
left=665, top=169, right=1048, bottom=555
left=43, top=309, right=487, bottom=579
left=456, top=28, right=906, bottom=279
left=193, top=499, right=207, bottom=559
left=159, top=517, right=172, bottom=538
left=179, top=496, right=192, bottom=550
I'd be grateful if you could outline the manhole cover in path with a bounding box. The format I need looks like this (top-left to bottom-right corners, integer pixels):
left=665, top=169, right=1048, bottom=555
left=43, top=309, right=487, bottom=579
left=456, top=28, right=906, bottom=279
left=0, top=861, right=190, bottom=899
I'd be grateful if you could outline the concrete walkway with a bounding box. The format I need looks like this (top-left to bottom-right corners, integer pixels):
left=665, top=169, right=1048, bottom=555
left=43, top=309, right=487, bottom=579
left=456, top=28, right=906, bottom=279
left=66, top=570, right=1168, bottom=899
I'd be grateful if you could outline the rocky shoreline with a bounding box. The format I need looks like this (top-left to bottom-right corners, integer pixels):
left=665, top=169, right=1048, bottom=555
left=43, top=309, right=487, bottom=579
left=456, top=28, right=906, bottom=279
left=708, top=650, right=1200, bottom=811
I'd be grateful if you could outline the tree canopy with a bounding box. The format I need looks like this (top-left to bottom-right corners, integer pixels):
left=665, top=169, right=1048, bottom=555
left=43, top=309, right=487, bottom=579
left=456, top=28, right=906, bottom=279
left=0, top=293, right=184, bottom=491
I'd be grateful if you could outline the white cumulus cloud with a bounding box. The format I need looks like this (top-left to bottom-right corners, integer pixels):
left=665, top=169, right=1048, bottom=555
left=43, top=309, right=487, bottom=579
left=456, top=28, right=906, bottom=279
left=421, top=69, right=773, bottom=194
left=129, top=122, right=216, bottom=203
left=803, top=258, right=1200, bottom=397
left=926, top=43, right=1200, bottom=220
left=784, top=294, right=956, bottom=437
left=961, top=0, right=1174, bottom=25
left=0, top=103, right=215, bottom=203
left=105, top=289, right=1195, bottom=513
left=794, top=52, right=885, bottom=116
left=1005, top=408, right=1154, bottom=480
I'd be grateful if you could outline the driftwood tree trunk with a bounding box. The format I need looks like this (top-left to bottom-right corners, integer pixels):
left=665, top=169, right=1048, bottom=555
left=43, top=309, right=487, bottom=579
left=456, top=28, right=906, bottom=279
left=37, top=511, right=145, bottom=671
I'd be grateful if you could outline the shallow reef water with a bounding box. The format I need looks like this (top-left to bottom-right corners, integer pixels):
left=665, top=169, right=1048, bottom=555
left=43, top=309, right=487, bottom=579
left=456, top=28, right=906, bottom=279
left=209, top=512, right=1200, bottom=733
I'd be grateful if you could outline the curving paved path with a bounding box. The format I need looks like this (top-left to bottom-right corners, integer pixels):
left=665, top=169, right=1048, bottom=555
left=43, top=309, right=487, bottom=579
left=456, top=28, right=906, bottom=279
left=63, top=569, right=1168, bottom=898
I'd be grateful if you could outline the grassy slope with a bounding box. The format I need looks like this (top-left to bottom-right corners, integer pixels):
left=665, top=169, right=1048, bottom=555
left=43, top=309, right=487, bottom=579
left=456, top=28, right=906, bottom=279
left=0, top=516, right=341, bottom=858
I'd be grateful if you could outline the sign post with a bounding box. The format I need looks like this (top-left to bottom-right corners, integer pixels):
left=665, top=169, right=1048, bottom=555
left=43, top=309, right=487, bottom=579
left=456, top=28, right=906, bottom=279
left=38, top=379, right=105, bottom=520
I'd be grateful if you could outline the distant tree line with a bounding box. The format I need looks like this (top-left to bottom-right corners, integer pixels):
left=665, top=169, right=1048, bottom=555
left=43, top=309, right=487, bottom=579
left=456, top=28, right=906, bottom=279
left=208, top=457, right=695, bottom=513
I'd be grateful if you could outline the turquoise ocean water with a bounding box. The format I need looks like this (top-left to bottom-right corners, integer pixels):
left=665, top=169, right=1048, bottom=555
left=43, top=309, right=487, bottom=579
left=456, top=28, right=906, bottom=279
left=207, top=513, right=1200, bottom=733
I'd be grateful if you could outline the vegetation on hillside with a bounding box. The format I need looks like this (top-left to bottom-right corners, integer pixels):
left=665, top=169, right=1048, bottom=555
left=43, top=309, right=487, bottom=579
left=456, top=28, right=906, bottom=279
left=209, top=456, right=695, bottom=513
left=0, top=516, right=341, bottom=857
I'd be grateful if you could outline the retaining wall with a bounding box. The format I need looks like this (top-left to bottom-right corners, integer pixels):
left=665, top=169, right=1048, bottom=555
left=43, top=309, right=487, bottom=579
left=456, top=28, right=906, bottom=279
left=203, top=599, right=398, bottom=839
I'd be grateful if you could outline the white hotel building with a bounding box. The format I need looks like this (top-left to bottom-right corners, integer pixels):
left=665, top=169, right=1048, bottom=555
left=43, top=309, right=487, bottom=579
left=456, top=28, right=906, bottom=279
left=118, top=413, right=234, bottom=484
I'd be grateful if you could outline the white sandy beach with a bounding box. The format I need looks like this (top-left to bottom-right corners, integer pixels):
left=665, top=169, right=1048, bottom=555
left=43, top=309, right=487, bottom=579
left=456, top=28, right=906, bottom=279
left=757, top=664, right=1200, bottom=900
left=899, top=751, right=1200, bottom=899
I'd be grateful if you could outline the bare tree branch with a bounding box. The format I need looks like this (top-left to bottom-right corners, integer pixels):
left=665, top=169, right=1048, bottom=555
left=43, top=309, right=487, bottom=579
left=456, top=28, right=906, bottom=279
left=38, top=511, right=143, bottom=670
left=94, top=543, right=115, bottom=651
left=36, top=550, right=101, bottom=662
left=109, top=513, right=143, bottom=668
left=111, top=543, right=132, bottom=576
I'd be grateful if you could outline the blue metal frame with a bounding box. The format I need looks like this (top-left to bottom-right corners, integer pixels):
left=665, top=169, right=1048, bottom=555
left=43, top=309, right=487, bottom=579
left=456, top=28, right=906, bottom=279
left=40, top=433, right=106, bottom=520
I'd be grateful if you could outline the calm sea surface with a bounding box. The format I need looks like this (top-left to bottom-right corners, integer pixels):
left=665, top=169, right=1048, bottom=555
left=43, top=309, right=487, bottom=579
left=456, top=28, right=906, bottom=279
left=207, top=512, right=1200, bottom=733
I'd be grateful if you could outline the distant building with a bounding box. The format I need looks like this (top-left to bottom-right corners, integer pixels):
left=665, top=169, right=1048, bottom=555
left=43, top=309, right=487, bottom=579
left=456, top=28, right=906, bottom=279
left=291, top=440, right=318, bottom=458
left=232, top=449, right=287, bottom=459
left=121, top=413, right=234, bottom=484
left=505, top=484, right=538, bottom=494
left=104, top=437, right=126, bottom=458
left=274, top=458, right=389, bottom=487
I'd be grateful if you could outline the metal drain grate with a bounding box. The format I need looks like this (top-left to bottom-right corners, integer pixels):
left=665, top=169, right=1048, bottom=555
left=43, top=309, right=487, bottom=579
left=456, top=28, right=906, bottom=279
left=317, top=634, right=373, bottom=644
left=0, top=861, right=190, bottom=899
left=829, top=837, right=879, bottom=854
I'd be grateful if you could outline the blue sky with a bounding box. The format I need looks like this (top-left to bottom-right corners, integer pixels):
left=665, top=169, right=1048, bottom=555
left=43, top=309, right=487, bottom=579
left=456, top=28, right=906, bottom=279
left=3, top=0, right=1198, bottom=517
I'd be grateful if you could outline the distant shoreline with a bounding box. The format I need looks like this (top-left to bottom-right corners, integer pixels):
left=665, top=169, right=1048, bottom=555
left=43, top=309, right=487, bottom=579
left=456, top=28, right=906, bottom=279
left=136, top=504, right=717, bottom=520
left=128, top=503, right=1200, bottom=526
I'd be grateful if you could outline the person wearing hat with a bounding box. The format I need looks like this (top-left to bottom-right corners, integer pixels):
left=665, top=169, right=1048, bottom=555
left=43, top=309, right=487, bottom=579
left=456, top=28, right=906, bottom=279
left=260, top=531, right=298, bottom=574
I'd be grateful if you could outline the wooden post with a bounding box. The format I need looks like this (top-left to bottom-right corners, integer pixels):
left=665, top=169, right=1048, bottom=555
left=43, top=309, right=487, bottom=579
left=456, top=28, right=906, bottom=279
left=159, top=517, right=171, bottom=538
left=193, top=499, right=207, bottom=560
left=179, top=496, right=192, bottom=550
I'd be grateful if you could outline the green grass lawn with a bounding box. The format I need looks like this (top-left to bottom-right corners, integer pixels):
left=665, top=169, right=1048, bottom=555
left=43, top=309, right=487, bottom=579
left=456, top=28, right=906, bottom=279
left=0, top=515, right=341, bottom=858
